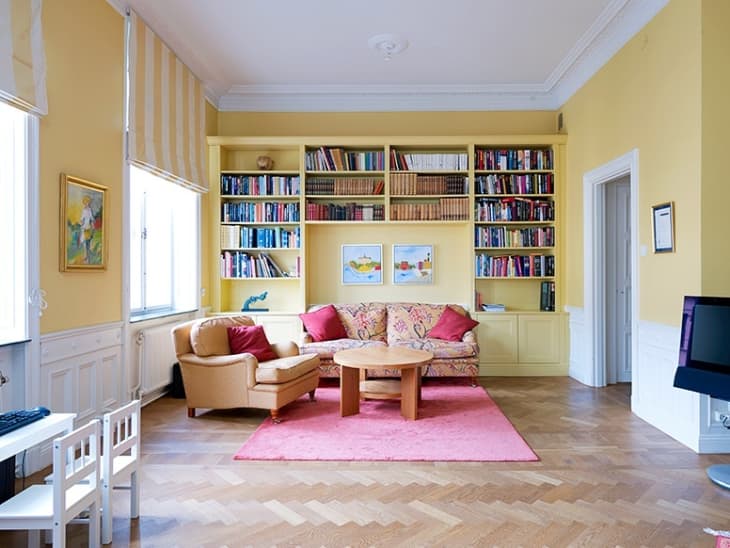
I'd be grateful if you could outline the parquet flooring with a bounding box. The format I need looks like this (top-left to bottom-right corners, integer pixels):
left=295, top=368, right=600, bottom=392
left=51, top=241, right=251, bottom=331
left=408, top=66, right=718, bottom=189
left=3, top=377, right=730, bottom=547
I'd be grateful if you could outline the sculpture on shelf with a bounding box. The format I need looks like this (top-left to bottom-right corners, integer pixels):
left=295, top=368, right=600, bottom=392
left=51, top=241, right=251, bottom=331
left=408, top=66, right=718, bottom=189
left=256, top=156, right=274, bottom=170
left=242, top=291, right=269, bottom=312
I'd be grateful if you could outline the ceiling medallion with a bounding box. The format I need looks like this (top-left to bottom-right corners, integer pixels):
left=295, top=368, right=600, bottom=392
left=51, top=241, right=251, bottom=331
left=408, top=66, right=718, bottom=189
left=368, top=33, right=409, bottom=62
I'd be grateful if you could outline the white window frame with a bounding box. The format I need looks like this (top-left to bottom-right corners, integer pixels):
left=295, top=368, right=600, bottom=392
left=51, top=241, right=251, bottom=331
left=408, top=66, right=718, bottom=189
left=128, top=166, right=200, bottom=322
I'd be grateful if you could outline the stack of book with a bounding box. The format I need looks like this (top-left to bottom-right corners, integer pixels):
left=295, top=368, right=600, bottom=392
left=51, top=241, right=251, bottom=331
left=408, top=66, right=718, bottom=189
left=481, top=303, right=506, bottom=312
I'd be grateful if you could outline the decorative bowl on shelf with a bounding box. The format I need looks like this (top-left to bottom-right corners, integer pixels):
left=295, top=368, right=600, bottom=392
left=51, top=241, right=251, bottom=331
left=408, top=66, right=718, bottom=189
left=256, top=156, right=274, bottom=170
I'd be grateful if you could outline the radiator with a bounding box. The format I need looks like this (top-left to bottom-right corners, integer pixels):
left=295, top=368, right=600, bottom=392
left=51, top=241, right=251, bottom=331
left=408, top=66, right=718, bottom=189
left=136, top=322, right=179, bottom=396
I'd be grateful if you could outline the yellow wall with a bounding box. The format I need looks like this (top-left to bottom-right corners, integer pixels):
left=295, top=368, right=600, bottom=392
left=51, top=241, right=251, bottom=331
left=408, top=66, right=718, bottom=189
left=560, top=0, right=702, bottom=324
left=40, top=0, right=124, bottom=332
left=700, top=0, right=730, bottom=296
left=217, top=111, right=557, bottom=137
left=305, top=224, right=471, bottom=306
left=200, top=100, right=220, bottom=309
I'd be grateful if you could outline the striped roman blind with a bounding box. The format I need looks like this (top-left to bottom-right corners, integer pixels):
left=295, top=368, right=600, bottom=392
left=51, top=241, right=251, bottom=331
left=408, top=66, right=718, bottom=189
left=0, top=0, right=47, bottom=115
left=127, top=10, right=208, bottom=192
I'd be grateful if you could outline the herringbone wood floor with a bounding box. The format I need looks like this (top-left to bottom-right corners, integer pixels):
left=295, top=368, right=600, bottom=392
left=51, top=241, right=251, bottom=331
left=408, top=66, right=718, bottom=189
left=3, top=377, right=730, bottom=547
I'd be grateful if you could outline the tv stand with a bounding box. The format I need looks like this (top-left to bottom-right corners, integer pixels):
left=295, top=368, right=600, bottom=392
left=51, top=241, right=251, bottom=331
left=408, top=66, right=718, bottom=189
left=707, top=464, right=730, bottom=489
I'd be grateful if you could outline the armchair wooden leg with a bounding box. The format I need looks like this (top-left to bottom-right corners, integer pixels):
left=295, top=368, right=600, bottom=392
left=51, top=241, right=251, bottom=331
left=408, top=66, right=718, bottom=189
left=270, top=409, right=281, bottom=423
left=187, top=407, right=196, bottom=418
left=308, top=389, right=316, bottom=401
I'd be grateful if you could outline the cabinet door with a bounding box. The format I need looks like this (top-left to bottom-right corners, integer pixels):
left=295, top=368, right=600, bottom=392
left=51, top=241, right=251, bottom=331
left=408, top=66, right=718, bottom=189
left=476, top=314, right=518, bottom=364
left=518, top=314, right=560, bottom=363
left=254, top=314, right=302, bottom=343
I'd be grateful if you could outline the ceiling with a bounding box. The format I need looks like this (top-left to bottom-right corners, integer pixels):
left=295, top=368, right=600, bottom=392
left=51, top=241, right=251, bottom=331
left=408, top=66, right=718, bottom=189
left=113, top=0, right=668, bottom=112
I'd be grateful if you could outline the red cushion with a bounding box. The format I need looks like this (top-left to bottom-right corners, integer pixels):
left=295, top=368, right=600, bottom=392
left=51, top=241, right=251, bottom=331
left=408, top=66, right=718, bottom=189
left=428, top=306, right=479, bottom=342
left=226, top=325, right=278, bottom=362
left=299, top=305, right=348, bottom=342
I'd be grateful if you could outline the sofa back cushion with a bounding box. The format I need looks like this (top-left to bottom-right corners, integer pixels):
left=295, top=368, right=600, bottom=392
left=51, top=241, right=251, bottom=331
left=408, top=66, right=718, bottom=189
left=386, top=303, right=471, bottom=343
left=335, top=302, right=388, bottom=342
left=191, top=315, right=254, bottom=357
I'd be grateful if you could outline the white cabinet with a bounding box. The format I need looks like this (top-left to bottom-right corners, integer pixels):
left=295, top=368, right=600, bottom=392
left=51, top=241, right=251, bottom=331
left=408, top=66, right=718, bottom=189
left=248, top=313, right=302, bottom=344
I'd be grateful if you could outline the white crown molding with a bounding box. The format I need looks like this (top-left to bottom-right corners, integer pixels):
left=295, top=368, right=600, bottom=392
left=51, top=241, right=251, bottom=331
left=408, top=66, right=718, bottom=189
left=218, top=84, right=556, bottom=112
left=550, top=0, right=670, bottom=108
left=216, top=0, right=670, bottom=112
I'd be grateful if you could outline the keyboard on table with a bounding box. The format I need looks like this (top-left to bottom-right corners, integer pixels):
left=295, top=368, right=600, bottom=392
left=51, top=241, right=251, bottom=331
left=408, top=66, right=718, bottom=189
left=0, top=406, right=51, bottom=436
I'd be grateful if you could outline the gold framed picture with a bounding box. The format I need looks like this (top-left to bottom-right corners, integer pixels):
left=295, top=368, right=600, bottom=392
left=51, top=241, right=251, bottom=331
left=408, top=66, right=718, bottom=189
left=60, top=173, right=107, bottom=271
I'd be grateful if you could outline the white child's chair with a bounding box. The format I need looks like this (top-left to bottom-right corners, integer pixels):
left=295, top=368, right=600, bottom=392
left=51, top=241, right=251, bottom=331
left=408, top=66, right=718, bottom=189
left=101, top=399, right=140, bottom=544
left=0, top=419, right=101, bottom=548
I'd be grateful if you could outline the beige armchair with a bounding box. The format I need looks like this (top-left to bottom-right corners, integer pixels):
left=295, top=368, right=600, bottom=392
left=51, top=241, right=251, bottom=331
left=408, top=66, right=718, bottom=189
left=171, top=315, right=320, bottom=422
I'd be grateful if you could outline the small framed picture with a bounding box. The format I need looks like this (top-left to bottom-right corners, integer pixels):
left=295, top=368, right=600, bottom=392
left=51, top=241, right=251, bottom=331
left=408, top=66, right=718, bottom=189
left=393, top=244, right=433, bottom=284
left=652, top=202, right=674, bottom=253
left=59, top=173, right=108, bottom=271
left=341, top=244, right=383, bottom=285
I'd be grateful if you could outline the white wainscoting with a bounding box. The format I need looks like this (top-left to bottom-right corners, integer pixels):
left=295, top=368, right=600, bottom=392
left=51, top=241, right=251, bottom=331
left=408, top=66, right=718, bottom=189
left=34, top=322, right=123, bottom=471
left=565, top=306, right=591, bottom=385
left=567, top=308, right=730, bottom=453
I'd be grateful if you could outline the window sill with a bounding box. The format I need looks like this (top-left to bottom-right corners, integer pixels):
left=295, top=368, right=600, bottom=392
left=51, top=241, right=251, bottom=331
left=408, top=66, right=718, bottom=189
left=129, top=308, right=197, bottom=324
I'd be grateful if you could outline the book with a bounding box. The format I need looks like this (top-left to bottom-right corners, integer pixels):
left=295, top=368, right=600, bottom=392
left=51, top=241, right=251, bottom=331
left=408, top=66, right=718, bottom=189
left=481, top=303, right=506, bottom=312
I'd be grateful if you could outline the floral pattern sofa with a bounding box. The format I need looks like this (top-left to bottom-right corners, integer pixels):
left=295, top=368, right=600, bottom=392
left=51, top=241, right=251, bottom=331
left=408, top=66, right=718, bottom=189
left=299, top=302, right=479, bottom=383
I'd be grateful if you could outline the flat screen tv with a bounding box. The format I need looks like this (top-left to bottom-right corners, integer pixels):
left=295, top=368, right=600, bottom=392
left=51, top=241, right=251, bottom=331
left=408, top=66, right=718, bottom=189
left=673, top=295, right=730, bottom=401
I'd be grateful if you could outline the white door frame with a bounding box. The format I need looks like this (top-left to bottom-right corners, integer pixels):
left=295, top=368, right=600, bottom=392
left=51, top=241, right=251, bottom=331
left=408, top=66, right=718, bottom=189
left=582, top=149, right=639, bottom=388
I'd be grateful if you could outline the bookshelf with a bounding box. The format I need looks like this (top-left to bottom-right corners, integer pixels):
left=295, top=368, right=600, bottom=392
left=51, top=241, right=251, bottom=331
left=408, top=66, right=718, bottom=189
left=208, top=136, right=567, bottom=376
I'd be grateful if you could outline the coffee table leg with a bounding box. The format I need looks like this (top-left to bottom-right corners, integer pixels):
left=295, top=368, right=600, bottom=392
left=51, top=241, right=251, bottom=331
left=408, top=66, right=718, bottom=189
left=340, top=365, right=360, bottom=417
left=401, top=368, right=418, bottom=420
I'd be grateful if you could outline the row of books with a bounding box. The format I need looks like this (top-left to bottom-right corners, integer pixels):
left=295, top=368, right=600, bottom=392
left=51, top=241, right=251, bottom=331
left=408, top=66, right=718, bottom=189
left=221, top=201, right=300, bottom=223
left=474, top=148, right=553, bottom=171
left=475, top=254, right=555, bottom=278
left=390, top=197, right=469, bottom=221
left=475, top=226, right=555, bottom=248
left=390, top=173, right=467, bottom=196
left=220, top=251, right=295, bottom=279
left=220, top=175, right=300, bottom=196
left=305, top=202, right=385, bottom=221
left=475, top=197, right=554, bottom=222
left=390, top=151, right=468, bottom=171
left=220, top=225, right=300, bottom=250
left=540, top=281, right=556, bottom=312
left=305, top=177, right=384, bottom=196
left=305, top=147, right=385, bottom=172
left=475, top=173, right=554, bottom=195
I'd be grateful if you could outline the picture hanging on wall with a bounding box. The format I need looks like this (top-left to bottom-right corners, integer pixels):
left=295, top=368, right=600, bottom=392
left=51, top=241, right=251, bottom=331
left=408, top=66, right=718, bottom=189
left=393, top=244, right=433, bottom=284
left=651, top=201, right=674, bottom=253
left=59, top=173, right=107, bottom=271
left=341, top=244, right=383, bottom=285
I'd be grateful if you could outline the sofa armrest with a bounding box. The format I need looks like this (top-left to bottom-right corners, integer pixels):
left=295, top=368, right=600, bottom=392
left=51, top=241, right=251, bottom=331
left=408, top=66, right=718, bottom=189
left=272, top=340, right=300, bottom=358
left=462, top=330, right=477, bottom=344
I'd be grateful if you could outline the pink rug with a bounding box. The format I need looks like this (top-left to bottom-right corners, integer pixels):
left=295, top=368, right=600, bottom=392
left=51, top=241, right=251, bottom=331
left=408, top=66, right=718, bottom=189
left=233, top=381, right=538, bottom=461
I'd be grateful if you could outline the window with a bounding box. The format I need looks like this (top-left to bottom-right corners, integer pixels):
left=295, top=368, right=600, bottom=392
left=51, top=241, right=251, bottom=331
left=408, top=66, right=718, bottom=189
left=0, top=102, right=29, bottom=345
left=129, top=165, right=199, bottom=320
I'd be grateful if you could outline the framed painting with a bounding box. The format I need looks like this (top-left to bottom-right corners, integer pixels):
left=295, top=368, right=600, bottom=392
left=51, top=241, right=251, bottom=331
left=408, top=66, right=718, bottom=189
left=341, top=244, right=382, bottom=285
left=60, top=173, right=107, bottom=271
left=651, top=202, right=674, bottom=253
left=393, top=244, right=433, bottom=284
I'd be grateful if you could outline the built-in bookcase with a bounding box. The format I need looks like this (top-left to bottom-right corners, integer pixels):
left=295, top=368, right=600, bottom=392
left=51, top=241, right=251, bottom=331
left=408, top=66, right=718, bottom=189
left=208, top=136, right=566, bottom=376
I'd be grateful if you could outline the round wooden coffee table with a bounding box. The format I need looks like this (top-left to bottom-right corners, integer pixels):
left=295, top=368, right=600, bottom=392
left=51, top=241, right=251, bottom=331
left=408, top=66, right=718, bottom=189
left=334, top=346, right=433, bottom=420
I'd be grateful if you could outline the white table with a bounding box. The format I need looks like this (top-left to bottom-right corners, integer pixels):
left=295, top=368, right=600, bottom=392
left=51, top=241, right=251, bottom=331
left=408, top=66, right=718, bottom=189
left=0, top=413, right=76, bottom=462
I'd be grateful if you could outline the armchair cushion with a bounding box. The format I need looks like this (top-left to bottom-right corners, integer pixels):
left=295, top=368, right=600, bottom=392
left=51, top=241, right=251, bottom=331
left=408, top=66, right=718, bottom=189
left=255, top=353, right=320, bottom=384
left=428, top=306, right=479, bottom=342
left=227, top=325, right=278, bottom=362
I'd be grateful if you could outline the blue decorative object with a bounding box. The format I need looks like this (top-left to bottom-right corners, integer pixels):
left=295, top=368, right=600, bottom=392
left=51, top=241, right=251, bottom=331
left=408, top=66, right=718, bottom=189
left=242, top=291, right=269, bottom=312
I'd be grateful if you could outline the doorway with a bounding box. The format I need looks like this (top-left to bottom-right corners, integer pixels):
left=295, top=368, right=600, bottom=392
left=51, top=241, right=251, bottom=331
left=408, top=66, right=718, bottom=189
left=581, top=149, right=638, bottom=390
left=604, top=177, right=632, bottom=384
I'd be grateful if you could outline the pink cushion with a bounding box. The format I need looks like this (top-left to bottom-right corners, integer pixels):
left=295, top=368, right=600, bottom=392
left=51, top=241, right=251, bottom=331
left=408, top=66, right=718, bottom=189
left=299, top=304, right=348, bottom=342
left=427, top=306, right=479, bottom=342
left=227, top=325, right=278, bottom=362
